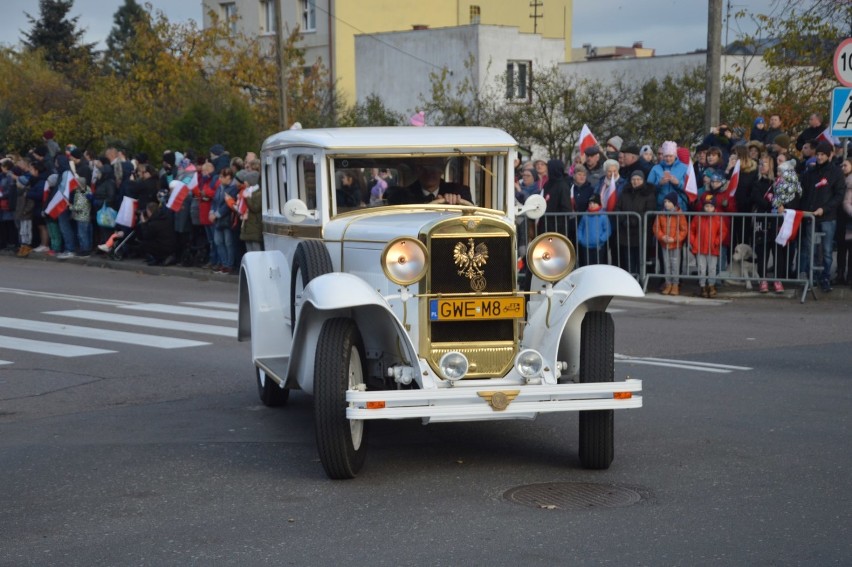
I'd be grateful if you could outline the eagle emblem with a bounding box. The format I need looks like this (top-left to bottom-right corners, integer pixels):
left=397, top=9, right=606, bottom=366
left=453, top=238, right=489, bottom=290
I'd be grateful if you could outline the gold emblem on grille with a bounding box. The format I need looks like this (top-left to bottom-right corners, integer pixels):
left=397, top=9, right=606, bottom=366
left=478, top=390, right=520, bottom=411
left=453, top=238, right=488, bottom=290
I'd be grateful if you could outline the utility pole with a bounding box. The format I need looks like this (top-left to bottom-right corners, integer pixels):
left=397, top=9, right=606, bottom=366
left=529, top=0, right=543, bottom=34
left=705, top=0, right=722, bottom=133
left=274, top=0, right=289, bottom=130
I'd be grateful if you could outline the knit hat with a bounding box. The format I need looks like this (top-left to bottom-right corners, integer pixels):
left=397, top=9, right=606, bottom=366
left=47, top=173, right=58, bottom=187
left=622, top=144, right=640, bottom=155
left=573, top=164, right=588, bottom=175
left=815, top=140, right=834, bottom=155
left=640, top=144, right=652, bottom=156
left=209, top=144, right=225, bottom=157
left=589, top=193, right=601, bottom=205
left=606, top=136, right=623, bottom=151
left=663, top=191, right=679, bottom=206
left=584, top=145, right=601, bottom=157
left=773, top=134, right=790, bottom=149
left=76, top=176, right=88, bottom=188
left=778, top=159, right=796, bottom=173
left=661, top=141, right=677, bottom=156
left=631, top=169, right=645, bottom=181
left=69, top=148, right=83, bottom=160
left=43, top=130, right=55, bottom=140
left=676, top=147, right=690, bottom=165
left=754, top=116, right=765, bottom=126
left=162, top=151, right=176, bottom=167
left=709, top=169, right=725, bottom=182
left=702, top=193, right=716, bottom=207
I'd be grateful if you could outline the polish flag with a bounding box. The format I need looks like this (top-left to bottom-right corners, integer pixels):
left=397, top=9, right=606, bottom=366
left=236, top=185, right=258, bottom=217
left=579, top=124, right=598, bottom=154
left=775, top=209, right=804, bottom=247
left=185, top=171, right=198, bottom=191
left=167, top=180, right=189, bottom=212
left=684, top=160, right=698, bottom=203
left=60, top=171, right=79, bottom=199
left=600, top=176, right=618, bottom=211
left=45, top=189, right=68, bottom=219
left=725, top=160, right=740, bottom=198
left=116, top=196, right=138, bottom=228
left=816, top=127, right=840, bottom=146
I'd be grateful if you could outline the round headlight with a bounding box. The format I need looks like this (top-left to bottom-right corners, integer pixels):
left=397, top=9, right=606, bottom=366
left=382, top=237, right=428, bottom=286
left=515, top=349, right=543, bottom=378
left=439, top=351, right=469, bottom=381
left=527, top=233, right=575, bottom=282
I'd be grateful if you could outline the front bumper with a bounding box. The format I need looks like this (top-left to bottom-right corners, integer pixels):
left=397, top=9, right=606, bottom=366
left=346, top=379, right=642, bottom=423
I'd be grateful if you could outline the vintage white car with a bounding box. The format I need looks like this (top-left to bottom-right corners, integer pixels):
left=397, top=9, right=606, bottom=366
left=237, top=127, right=643, bottom=479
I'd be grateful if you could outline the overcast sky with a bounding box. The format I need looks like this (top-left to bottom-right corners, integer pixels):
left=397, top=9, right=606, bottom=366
left=0, top=0, right=776, bottom=54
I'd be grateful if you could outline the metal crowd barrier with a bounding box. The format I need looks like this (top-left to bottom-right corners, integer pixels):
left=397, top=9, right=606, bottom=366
left=524, top=210, right=818, bottom=303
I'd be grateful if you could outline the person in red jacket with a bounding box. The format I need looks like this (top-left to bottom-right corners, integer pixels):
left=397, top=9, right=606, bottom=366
left=195, top=160, right=220, bottom=269
left=690, top=193, right=728, bottom=297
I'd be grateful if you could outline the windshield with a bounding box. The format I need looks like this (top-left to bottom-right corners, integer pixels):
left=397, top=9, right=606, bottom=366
left=329, top=154, right=507, bottom=215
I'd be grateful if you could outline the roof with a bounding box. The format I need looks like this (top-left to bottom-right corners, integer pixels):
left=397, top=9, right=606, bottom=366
left=261, top=127, right=518, bottom=152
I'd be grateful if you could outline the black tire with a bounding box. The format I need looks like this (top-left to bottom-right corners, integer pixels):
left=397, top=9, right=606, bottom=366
left=290, top=241, right=333, bottom=334
left=578, top=311, right=615, bottom=470
left=314, top=318, right=368, bottom=479
left=256, top=367, right=289, bottom=407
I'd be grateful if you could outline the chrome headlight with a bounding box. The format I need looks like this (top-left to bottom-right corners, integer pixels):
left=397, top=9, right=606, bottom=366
left=515, top=349, right=543, bottom=379
left=382, top=237, right=428, bottom=286
left=438, top=351, right=469, bottom=381
left=527, top=232, right=575, bottom=282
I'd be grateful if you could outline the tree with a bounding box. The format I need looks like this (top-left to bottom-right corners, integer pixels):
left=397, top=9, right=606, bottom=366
left=104, top=0, right=150, bottom=76
left=21, top=0, right=95, bottom=80
left=339, top=94, right=404, bottom=127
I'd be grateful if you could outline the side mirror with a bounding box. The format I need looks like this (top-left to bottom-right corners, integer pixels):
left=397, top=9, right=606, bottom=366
left=516, top=194, right=546, bottom=220
left=283, top=198, right=317, bottom=223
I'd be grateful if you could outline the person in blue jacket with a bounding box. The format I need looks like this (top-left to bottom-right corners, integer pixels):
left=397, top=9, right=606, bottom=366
left=577, top=193, right=612, bottom=266
left=647, top=140, right=689, bottom=211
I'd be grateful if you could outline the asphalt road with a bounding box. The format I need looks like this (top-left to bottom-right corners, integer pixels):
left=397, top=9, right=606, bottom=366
left=0, top=256, right=850, bottom=566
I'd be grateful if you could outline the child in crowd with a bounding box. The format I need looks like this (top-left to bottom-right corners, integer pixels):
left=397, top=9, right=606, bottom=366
left=689, top=193, right=728, bottom=297
left=654, top=191, right=688, bottom=295
left=577, top=193, right=611, bottom=265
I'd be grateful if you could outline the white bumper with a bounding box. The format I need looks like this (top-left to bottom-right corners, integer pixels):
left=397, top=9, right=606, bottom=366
left=346, top=379, right=642, bottom=423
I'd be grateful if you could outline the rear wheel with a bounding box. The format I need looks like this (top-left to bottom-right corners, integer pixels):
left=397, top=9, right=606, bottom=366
left=290, top=241, right=333, bottom=334
left=314, top=318, right=368, bottom=479
left=256, top=367, right=289, bottom=407
left=578, top=311, right=615, bottom=470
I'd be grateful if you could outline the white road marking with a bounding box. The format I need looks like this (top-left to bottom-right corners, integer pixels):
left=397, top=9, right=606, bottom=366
left=182, top=301, right=238, bottom=310
left=45, top=310, right=236, bottom=338
left=0, top=335, right=115, bottom=357
left=615, top=354, right=752, bottom=374
left=0, top=317, right=208, bottom=350
left=0, top=360, right=12, bottom=366
left=118, top=303, right=238, bottom=321
left=0, top=287, right=134, bottom=307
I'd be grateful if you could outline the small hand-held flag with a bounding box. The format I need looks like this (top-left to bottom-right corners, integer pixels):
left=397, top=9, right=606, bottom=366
left=579, top=124, right=598, bottom=154
left=726, top=160, right=740, bottom=198
left=684, top=160, right=698, bottom=203
left=775, top=209, right=804, bottom=247
left=115, top=196, right=138, bottom=228
left=601, top=176, right=618, bottom=211
left=167, top=180, right=189, bottom=212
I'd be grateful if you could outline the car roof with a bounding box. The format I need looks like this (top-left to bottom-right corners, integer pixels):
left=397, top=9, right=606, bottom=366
left=261, top=126, right=517, bottom=152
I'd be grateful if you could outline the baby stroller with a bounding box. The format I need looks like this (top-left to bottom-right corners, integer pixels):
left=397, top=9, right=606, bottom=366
left=109, top=227, right=136, bottom=261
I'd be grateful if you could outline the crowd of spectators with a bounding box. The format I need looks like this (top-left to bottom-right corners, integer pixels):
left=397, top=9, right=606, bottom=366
left=0, top=132, right=263, bottom=275
left=514, top=113, right=852, bottom=294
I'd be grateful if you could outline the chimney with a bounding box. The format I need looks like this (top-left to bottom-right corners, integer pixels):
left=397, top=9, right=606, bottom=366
left=633, top=41, right=643, bottom=49
left=412, top=24, right=429, bottom=31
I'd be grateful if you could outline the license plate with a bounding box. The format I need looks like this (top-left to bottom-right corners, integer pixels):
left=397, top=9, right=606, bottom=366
left=429, top=297, right=525, bottom=321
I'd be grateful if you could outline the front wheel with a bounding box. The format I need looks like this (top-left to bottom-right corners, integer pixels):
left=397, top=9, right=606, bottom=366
left=256, top=367, right=289, bottom=407
left=578, top=311, right=615, bottom=470
left=314, top=318, right=368, bottom=479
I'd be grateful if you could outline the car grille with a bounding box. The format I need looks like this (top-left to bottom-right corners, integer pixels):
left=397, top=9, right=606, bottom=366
left=424, top=220, right=518, bottom=378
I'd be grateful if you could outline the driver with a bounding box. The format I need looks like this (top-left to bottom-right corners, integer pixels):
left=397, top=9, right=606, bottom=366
left=406, top=158, right=472, bottom=205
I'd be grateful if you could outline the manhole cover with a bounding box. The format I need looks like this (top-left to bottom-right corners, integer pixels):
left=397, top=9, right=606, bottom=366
left=504, top=482, right=641, bottom=510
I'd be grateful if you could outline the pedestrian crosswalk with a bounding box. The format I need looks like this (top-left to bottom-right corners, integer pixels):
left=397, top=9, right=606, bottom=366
left=0, top=294, right=238, bottom=366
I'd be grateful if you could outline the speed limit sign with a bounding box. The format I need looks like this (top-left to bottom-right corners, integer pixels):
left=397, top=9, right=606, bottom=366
left=834, top=38, right=852, bottom=86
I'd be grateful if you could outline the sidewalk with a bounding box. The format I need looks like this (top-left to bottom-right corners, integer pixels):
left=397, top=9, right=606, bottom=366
left=5, top=247, right=851, bottom=301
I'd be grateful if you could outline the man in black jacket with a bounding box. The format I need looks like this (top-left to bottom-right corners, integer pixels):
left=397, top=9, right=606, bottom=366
left=799, top=141, right=846, bottom=291
left=795, top=113, right=824, bottom=151
left=135, top=202, right=177, bottom=266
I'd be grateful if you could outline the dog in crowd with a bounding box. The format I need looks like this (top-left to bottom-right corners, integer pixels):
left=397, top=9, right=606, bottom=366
left=730, top=243, right=758, bottom=289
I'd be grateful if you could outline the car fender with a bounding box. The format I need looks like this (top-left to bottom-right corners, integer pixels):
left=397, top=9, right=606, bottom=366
left=523, top=265, right=643, bottom=381
left=238, top=249, right=292, bottom=356
left=289, top=272, right=420, bottom=395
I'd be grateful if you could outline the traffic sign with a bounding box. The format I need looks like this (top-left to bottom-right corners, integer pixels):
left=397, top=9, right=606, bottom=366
left=834, top=39, right=852, bottom=86
left=830, top=87, right=852, bottom=136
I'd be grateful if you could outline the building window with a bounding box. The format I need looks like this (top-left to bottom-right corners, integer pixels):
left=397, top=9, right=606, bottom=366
left=506, top=60, right=531, bottom=101
left=261, top=0, right=276, bottom=34
left=302, top=0, right=316, bottom=32
left=221, top=2, right=237, bottom=35
left=470, top=5, right=481, bottom=24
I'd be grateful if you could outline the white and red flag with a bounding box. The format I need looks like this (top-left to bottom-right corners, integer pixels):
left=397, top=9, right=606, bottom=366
left=44, top=189, right=68, bottom=219
left=167, top=180, right=189, bottom=212
left=775, top=209, right=804, bottom=247
left=60, top=171, right=79, bottom=199
left=185, top=171, right=198, bottom=191
left=116, top=196, right=138, bottom=228
left=816, top=127, right=841, bottom=146
left=578, top=124, right=598, bottom=154
left=600, top=176, right=618, bottom=211
left=684, top=160, right=698, bottom=203
left=725, top=160, right=740, bottom=198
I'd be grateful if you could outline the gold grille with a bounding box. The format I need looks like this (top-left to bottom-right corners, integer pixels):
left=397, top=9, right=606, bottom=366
left=430, top=342, right=515, bottom=379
